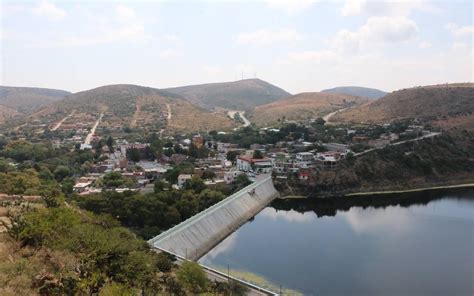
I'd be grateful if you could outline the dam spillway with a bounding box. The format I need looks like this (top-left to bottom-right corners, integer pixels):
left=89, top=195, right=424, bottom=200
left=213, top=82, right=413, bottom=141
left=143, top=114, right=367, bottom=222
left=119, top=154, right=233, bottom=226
left=148, top=175, right=279, bottom=261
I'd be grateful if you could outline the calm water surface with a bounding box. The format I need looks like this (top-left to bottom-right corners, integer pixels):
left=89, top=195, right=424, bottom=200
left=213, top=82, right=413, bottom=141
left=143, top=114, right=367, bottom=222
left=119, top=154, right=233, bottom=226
left=199, top=189, right=474, bottom=295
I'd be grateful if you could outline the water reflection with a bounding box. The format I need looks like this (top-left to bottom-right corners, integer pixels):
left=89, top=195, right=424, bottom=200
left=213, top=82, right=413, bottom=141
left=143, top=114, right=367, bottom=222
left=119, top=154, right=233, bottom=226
left=200, top=188, right=474, bottom=295
left=343, top=206, right=414, bottom=234
left=260, top=208, right=316, bottom=223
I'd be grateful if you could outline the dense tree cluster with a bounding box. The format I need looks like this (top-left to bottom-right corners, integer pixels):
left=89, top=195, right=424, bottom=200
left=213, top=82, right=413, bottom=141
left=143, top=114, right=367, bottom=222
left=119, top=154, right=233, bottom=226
left=75, top=180, right=226, bottom=239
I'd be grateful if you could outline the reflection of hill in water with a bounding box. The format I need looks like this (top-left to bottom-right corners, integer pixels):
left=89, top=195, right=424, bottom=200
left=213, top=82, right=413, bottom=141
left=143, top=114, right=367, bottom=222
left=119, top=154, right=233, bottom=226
left=271, top=187, right=474, bottom=218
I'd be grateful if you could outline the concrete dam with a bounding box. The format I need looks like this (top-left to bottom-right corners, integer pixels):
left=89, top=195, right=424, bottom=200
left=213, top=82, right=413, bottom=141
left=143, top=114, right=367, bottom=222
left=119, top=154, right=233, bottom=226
left=148, top=175, right=279, bottom=260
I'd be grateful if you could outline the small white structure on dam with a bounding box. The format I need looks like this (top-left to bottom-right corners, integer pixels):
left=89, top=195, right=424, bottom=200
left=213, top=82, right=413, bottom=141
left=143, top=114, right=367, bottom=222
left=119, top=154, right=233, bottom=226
left=148, top=175, right=279, bottom=260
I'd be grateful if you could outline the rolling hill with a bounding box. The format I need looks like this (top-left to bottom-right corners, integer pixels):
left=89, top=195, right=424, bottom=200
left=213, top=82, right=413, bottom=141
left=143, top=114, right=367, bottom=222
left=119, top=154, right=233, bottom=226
left=0, top=86, right=71, bottom=113
left=165, top=78, right=291, bottom=111
left=330, top=83, right=474, bottom=130
left=249, top=92, right=368, bottom=126
left=26, top=84, right=236, bottom=133
left=0, top=105, right=20, bottom=124
left=321, top=86, right=387, bottom=100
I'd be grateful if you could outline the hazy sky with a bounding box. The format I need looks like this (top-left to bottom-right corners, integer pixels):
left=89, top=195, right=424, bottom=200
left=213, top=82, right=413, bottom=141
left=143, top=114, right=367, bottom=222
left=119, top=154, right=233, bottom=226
left=1, top=0, right=472, bottom=94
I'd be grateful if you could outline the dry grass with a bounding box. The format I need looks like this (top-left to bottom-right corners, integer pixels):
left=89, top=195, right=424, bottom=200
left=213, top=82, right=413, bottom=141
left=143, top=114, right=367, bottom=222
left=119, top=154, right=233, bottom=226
left=169, top=101, right=237, bottom=132
left=332, top=83, right=474, bottom=125
left=250, top=92, right=367, bottom=126
left=0, top=106, right=20, bottom=124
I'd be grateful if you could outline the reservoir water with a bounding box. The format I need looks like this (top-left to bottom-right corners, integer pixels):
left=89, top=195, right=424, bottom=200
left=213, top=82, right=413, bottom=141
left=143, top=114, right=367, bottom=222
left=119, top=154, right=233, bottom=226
left=199, top=188, right=474, bottom=295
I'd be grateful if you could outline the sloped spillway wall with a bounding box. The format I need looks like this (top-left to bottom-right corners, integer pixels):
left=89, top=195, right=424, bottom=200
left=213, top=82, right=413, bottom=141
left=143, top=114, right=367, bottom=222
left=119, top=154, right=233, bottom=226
left=148, top=175, right=279, bottom=261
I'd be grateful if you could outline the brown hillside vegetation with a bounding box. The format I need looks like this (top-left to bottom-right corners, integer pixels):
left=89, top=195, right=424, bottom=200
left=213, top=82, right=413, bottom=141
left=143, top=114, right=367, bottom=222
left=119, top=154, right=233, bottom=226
left=250, top=92, right=368, bottom=126
left=165, top=78, right=291, bottom=110
left=0, top=105, right=20, bottom=124
left=23, top=84, right=235, bottom=133
left=0, top=86, right=71, bottom=113
left=331, top=83, right=474, bottom=129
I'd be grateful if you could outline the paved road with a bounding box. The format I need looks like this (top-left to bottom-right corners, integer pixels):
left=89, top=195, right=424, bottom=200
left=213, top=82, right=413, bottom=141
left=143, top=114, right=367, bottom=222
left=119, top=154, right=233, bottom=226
left=355, top=132, right=441, bottom=156
left=228, top=110, right=251, bottom=127
left=322, top=107, right=350, bottom=125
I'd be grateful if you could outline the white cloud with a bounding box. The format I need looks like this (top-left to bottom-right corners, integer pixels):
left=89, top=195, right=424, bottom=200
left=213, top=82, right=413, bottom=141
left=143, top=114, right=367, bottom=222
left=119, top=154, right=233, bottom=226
left=115, top=4, right=137, bottom=22
left=264, top=0, right=314, bottom=14
left=236, top=28, right=304, bottom=46
left=445, top=23, right=474, bottom=37
left=31, top=4, right=150, bottom=47
left=159, top=48, right=180, bottom=59
left=162, top=34, right=179, bottom=42
left=33, top=0, right=66, bottom=21
left=341, top=0, right=438, bottom=17
left=284, top=50, right=339, bottom=64
left=418, top=41, right=432, bottom=49
left=332, top=16, right=418, bottom=52
left=203, top=66, right=224, bottom=77
left=451, top=42, right=469, bottom=51
left=1, top=3, right=26, bottom=16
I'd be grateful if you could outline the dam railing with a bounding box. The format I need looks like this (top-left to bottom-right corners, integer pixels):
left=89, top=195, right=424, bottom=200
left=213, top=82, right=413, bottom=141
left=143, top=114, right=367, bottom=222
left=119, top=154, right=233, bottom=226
left=148, top=175, right=279, bottom=260
left=152, top=246, right=278, bottom=296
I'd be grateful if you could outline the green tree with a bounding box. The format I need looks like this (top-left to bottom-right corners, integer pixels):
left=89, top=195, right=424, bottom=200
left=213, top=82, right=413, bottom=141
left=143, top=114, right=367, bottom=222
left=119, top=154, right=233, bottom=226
left=106, top=136, right=114, bottom=148
left=183, top=176, right=206, bottom=193
left=176, top=261, right=208, bottom=293
left=226, top=151, right=239, bottom=162
left=154, top=180, right=166, bottom=193
left=53, top=165, right=71, bottom=181
left=127, top=148, right=141, bottom=162
left=102, top=172, right=125, bottom=188
left=198, top=189, right=225, bottom=211
left=252, top=150, right=263, bottom=159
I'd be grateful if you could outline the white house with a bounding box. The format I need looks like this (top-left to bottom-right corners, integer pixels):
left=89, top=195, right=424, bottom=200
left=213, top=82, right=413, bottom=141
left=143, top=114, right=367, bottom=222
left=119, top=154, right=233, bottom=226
left=295, top=152, right=314, bottom=168
left=73, top=181, right=92, bottom=193
left=177, top=174, right=192, bottom=188
left=236, top=156, right=273, bottom=174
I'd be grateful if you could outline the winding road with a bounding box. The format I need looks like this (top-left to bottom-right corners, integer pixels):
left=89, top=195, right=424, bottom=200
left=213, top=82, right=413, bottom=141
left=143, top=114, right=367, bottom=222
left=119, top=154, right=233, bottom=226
left=227, top=110, right=250, bottom=127
left=322, top=107, right=350, bottom=125
left=355, top=132, right=441, bottom=156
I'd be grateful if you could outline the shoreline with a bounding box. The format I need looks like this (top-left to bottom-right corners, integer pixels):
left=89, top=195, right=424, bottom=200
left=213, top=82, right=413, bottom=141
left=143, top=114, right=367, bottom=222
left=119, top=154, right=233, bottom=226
left=345, top=183, right=474, bottom=196
left=279, top=182, right=474, bottom=199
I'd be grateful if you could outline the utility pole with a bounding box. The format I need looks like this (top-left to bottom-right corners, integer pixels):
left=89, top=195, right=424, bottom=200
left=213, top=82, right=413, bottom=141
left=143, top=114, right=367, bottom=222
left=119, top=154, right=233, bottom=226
left=227, top=264, right=230, bottom=283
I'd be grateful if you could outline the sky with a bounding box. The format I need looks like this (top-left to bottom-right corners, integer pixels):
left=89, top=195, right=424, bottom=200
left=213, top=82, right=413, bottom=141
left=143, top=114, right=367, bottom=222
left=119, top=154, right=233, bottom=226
left=0, top=0, right=472, bottom=94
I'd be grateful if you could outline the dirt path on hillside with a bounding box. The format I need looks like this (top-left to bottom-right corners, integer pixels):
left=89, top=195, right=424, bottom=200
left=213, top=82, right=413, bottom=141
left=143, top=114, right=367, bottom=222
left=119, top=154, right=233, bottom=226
left=130, top=99, right=142, bottom=128
left=84, top=112, right=103, bottom=145
left=158, top=104, right=172, bottom=137
left=52, top=110, right=75, bottom=131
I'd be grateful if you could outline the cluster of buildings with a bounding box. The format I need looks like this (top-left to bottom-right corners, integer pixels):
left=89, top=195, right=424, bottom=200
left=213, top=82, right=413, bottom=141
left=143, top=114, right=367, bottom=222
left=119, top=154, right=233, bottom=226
left=69, top=118, right=437, bottom=194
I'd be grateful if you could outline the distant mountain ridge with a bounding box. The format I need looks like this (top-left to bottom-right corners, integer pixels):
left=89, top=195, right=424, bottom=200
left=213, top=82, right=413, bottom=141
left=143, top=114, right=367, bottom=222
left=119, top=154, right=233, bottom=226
left=321, top=86, right=387, bottom=100
left=0, top=86, right=71, bottom=113
left=165, top=78, right=291, bottom=110
left=331, top=83, right=474, bottom=130
left=250, top=92, right=368, bottom=126
left=27, top=84, right=236, bottom=132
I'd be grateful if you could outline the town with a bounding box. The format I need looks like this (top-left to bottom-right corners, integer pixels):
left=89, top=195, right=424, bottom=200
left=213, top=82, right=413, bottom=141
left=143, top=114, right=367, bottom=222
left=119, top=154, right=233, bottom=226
left=43, top=116, right=439, bottom=195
